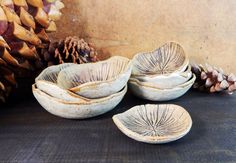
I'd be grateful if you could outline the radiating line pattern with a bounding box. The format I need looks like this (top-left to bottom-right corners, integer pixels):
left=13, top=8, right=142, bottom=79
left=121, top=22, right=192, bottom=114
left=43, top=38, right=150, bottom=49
left=57, top=57, right=130, bottom=89
left=36, top=63, right=74, bottom=83
left=117, top=104, right=191, bottom=137
left=133, top=42, right=186, bottom=75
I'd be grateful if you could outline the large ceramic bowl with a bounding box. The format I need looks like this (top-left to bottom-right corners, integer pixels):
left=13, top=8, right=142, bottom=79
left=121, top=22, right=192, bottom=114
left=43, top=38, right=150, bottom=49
left=113, top=104, right=192, bottom=144
left=57, top=56, right=132, bottom=99
left=35, top=63, right=89, bottom=102
left=132, top=42, right=189, bottom=76
left=32, top=84, right=127, bottom=119
left=128, top=74, right=196, bottom=101
left=132, top=65, right=192, bottom=88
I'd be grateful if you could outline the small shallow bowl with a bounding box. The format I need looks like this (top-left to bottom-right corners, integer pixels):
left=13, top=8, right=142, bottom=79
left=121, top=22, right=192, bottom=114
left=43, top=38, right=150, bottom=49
left=57, top=56, right=132, bottom=99
left=35, top=63, right=89, bottom=102
left=32, top=84, right=127, bottom=119
left=132, top=65, right=192, bottom=88
left=113, top=104, right=192, bottom=144
left=128, top=74, right=196, bottom=101
left=132, top=42, right=189, bottom=76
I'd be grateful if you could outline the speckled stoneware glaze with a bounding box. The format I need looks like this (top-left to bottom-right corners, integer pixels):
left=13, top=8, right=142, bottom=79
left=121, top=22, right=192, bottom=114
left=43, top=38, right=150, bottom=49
left=113, top=104, right=192, bottom=144
left=32, top=84, right=127, bottom=119
left=129, top=74, right=196, bottom=101
left=35, top=63, right=90, bottom=102
left=132, top=65, right=192, bottom=88
left=57, top=56, right=132, bottom=98
left=132, top=42, right=189, bottom=76
left=35, top=63, right=89, bottom=102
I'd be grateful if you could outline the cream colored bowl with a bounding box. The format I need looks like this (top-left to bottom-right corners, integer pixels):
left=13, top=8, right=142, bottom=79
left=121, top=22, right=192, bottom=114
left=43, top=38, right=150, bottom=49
left=132, top=42, right=189, bottom=76
left=32, top=84, right=127, bottom=119
left=57, top=56, right=132, bottom=99
left=132, top=65, right=192, bottom=89
left=35, top=63, right=90, bottom=102
left=113, top=104, right=192, bottom=144
left=128, top=74, right=196, bottom=101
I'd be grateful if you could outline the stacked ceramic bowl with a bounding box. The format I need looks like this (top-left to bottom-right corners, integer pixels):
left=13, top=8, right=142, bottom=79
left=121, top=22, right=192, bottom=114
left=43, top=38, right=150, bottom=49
left=129, top=42, right=196, bottom=101
left=33, top=56, right=132, bottom=119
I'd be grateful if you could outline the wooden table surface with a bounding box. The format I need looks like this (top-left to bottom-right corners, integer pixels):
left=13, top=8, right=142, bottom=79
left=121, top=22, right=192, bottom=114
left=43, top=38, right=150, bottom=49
left=0, top=86, right=235, bottom=163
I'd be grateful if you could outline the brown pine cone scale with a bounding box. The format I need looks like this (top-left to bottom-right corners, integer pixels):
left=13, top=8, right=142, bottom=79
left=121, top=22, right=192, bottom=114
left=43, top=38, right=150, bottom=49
left=0, top=0, right=64, bottom=102
left=39, top=36, right=99, bottom=67
left=191, top=63, right=236, bottom=94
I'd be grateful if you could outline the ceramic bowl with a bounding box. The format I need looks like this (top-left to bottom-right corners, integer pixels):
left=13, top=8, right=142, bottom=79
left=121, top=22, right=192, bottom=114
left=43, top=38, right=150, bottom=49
left=128, top=74, right=196, bottom=101
left=113, top=104, right=192, bottom=144
left=132, top=42, right=189, bottom=76
left=32, top=84, right=127, bottom=119
left=132, top=65, right=192, bottom=88
left=57, top=56, right=132, bottom=99
left=35, top=63, right=89, bottom=102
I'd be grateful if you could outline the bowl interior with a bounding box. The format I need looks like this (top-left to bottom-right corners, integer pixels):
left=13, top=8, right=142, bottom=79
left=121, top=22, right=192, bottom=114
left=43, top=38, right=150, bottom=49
left=33, top=84, right=128, bottom=105
left=36, top=63, right=74, bottom=84
left=131, top=65, right=192, bottom=88
left=129, top=74, right=196, bottom=90
left=57, top=56, right=130, bottom=89
left=132, top=42, right=188, bottom=76
left=113, top=104, right=192, bottom=143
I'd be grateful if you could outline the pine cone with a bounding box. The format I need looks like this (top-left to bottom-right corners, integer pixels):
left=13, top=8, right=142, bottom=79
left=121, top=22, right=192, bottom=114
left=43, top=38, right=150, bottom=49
left=191, top=63, right=236, bottom=94
left=38, top=36, right=99, bottom=67
left=0, top=0, right=64, bottom=102
left=0, top=64, right=16, bottom=102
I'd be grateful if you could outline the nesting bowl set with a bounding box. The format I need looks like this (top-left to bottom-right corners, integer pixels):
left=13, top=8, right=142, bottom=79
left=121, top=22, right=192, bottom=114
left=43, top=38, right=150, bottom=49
left=33, top=56, right=132, bottom=119
left=129, top=42, right=196, bottom=101
left=33, top=42, right=194, bottom=144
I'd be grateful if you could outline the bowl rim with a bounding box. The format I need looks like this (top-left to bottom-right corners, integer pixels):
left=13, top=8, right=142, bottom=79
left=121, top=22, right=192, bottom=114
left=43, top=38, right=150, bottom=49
left=129, top=74, right=196, bottom=90
left=35, top=80, right=91, bottom=102
left=131, top=65, right=192, bottom=80
left=35, top=63, right=75, bottom=83
left=32, top=84, right=128, bottom=105
left=131, top=42, right=189, bottom=76
left=112, top=104, right=192, bottom=143
left=63, top=56, right=132, bottom=91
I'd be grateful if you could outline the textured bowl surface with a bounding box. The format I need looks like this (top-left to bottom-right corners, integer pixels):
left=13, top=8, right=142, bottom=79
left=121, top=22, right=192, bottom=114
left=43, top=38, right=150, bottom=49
left=132, top=65, right=192, bottom=88
left=132, top=42, right=189, bottom=76
left=129, top=74, right=196, bottom=101
left=35, top=81, right=90, bottom=103
left=57, top=56, right=132, bottom=98
left=36, top=63, right=74, bottom=83
left=113, top=104, right=192, bottom=144
left=35, top=63, right=87, bottom=102
left=32, top=84, right=127, bottom=119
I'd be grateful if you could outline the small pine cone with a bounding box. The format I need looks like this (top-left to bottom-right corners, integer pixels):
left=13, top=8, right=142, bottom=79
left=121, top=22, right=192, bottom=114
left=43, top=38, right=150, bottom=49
left=38, top=36, right=99, bottom=67
left=191, top=63, right=236, bottom=94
